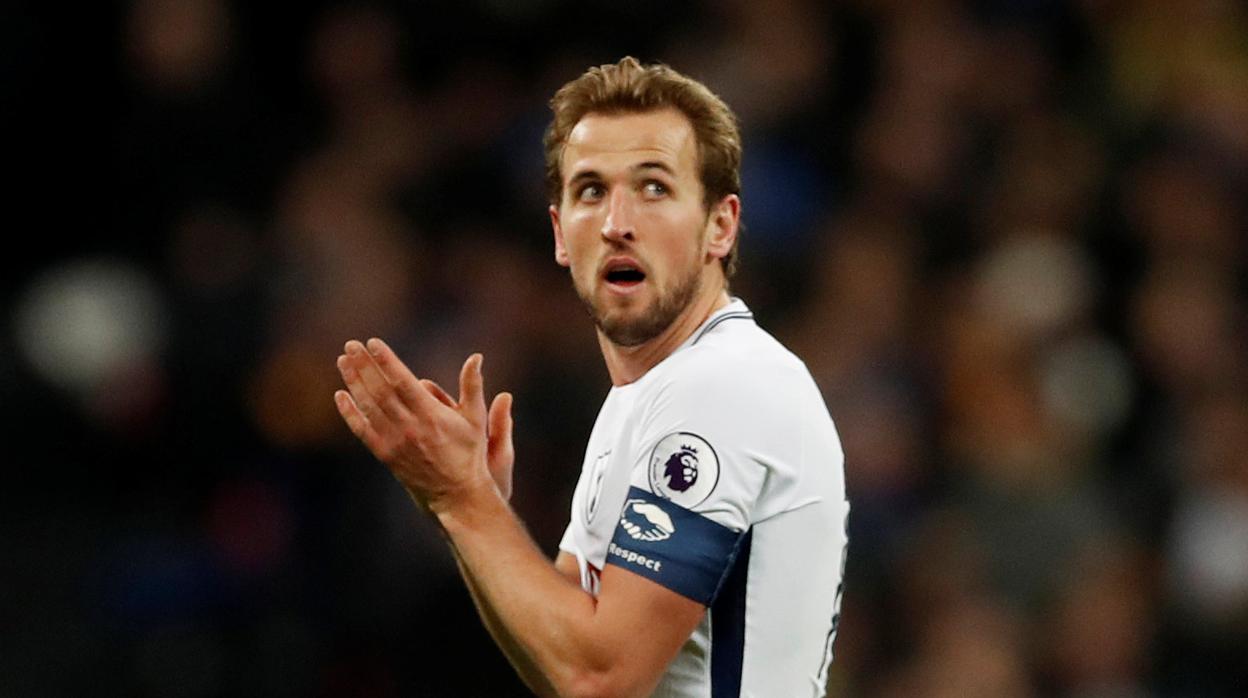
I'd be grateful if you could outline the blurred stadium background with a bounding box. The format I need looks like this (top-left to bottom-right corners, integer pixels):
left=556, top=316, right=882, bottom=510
left=3, top=0, right=1247, bottom=696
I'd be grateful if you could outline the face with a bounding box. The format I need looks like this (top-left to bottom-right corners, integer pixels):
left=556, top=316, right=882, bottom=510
left=550, top=108, right=736, bottom=347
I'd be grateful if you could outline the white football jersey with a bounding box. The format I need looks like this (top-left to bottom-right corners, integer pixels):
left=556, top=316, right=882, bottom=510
left=559, top=299, right=850, bottom=697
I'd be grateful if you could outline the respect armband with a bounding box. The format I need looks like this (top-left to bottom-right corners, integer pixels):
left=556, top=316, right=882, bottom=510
left=605, top=486, right=747, bottom=605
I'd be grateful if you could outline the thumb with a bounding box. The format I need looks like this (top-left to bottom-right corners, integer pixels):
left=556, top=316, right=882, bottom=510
left=488, top=392, right=514, bottom=453
left=487, top=391, right=514, bottom=500
left=458, top=353, right=487, bottom=425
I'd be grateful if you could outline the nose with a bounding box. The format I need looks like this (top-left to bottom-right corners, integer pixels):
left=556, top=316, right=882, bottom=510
left=601, top=187, right=635, bottom=242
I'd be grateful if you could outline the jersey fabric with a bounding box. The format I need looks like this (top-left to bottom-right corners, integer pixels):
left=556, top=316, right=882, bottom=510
left=559, top=298, right=850, bottom=697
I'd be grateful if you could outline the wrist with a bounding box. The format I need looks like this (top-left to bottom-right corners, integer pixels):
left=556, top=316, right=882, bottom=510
left=429, top=474, right=503, bottom=530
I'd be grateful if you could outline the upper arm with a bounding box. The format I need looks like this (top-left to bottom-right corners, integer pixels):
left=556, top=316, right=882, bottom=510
left=569, top=364, right=773, bottom=694
left=575, top=464, right=753, bottom=696
left=577, top=565, right=706, bottom=698
left=550, top=547, right=703, bottom=698
left=553, top=361, right=772, bottom=695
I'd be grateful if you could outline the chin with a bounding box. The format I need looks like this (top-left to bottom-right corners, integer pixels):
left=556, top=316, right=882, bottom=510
left=576, top=266, right=702, bottom=347
left=598, top=319, right=664, bottom=347
left=595, top=295, right=688, bottom=347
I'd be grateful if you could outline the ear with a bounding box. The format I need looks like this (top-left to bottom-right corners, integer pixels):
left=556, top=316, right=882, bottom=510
left=704, top=194, right=740, bottom=262
left=550, top=204, right=570, bottom=267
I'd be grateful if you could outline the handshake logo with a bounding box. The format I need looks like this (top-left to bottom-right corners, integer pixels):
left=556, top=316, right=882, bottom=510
left=620, top=499, right=676, bottom=542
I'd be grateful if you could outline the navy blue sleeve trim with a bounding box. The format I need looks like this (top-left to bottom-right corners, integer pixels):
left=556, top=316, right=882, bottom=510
left=711, top=528, right=752, bottom=698
left=605, top=487, right=745, bottom=605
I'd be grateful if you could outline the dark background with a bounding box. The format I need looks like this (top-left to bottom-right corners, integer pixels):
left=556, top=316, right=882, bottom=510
left=3, top=1, right=1247, bottom=696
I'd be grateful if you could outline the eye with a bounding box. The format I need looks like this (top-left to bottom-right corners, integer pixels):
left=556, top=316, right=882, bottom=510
left=577, top=183, right=605, bottom=202
left=642, top=180, right=668, bottom=198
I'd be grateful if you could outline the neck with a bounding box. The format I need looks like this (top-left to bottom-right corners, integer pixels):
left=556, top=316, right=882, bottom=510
left=598, top=286, right=731, bottom=386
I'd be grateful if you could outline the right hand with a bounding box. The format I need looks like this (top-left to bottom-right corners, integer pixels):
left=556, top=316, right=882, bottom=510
left=420, top=375, right=514, bottom=501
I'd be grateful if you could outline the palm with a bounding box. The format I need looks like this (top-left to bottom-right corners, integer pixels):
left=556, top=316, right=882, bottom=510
left=334, top=340, right=516, bottom=509
left=419, top=377, right=514, bottom=501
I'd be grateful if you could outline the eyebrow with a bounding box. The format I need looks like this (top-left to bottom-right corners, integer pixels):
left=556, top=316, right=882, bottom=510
left=567, top=169, right=603, bottom=187
left=634, top=161, right=676, bottom=178
left=567, top=161, right=677, bottom=186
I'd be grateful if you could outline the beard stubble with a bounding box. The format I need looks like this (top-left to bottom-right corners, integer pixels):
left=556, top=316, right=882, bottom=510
left=576, top=259, right=703, bottom=348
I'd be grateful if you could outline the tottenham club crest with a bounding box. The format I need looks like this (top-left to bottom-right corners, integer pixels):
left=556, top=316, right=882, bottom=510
left=648, top=432, right=719, bottom=508
left=584, top=450, right=610, bottom=524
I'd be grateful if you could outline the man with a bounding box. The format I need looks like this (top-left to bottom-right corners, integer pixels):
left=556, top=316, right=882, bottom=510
left=334, top=57, right=848, bottom=697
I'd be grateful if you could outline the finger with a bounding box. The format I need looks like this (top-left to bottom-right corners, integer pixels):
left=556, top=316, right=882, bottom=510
left=457, top=353, right=487, bottom=426
left=365, top=338, right=429, bottom=410
left=421, top=379, right=457, bottom=408
left=343, top=340, right=409, bottom=423
left=353, top=339, right=449, bottom=420
left=335, top=389, right=387, bottom=455
left=337, top=353, right=391, bottom=430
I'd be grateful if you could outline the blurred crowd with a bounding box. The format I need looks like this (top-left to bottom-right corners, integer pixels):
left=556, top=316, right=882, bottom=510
left=3, top=0, right=1246, bottom=696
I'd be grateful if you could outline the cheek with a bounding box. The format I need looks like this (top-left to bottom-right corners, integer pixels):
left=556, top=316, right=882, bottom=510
left=559, top=215, right=594, bottom=254
left=564, top=210, right=603, bottom=245
left=560, top=224, right=600, bottom=283
left=653, top=215, right=706, bottom=265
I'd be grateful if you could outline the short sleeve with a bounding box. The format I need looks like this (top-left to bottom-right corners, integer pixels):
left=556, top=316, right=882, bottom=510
left=603, top=362, right=769, bottom=604
left=558, top=522, right=576, bottom=556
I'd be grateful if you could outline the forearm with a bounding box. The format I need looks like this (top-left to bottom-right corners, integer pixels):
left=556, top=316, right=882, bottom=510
left=452, top=547, right=559, bottom=697
left=333, top=343, right=648, bottom=692
left=434, top=487, right=614, bottom=697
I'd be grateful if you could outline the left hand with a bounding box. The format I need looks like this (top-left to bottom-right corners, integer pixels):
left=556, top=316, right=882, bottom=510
left=334, top=338, right=507, bottom=513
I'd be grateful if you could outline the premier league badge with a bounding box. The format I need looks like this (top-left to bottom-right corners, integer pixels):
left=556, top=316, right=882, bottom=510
left=648, top=432, right=719, bottom=508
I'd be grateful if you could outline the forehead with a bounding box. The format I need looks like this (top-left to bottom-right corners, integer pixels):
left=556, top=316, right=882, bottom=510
left=561, top=108, right=698, bottom=179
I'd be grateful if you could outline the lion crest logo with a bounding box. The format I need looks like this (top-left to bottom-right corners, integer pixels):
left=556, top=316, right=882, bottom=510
left=648, top=432, right=720, bottom=507
left=662, top=446, right=700, bottom=492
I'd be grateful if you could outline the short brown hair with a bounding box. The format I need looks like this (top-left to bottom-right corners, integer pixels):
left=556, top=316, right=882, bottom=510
left=544, top=57, right=743, bottom=277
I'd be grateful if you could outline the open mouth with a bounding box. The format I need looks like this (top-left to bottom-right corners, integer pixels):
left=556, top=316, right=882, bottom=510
left=603, top=259, right=646, bottom=289
left=606, top=267, right=645, bottom=284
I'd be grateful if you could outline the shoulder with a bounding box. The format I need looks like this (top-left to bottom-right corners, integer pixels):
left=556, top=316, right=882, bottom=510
left=628, top=320, right=824, bottom=454
left=655, top=320, right=812, bottom=409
